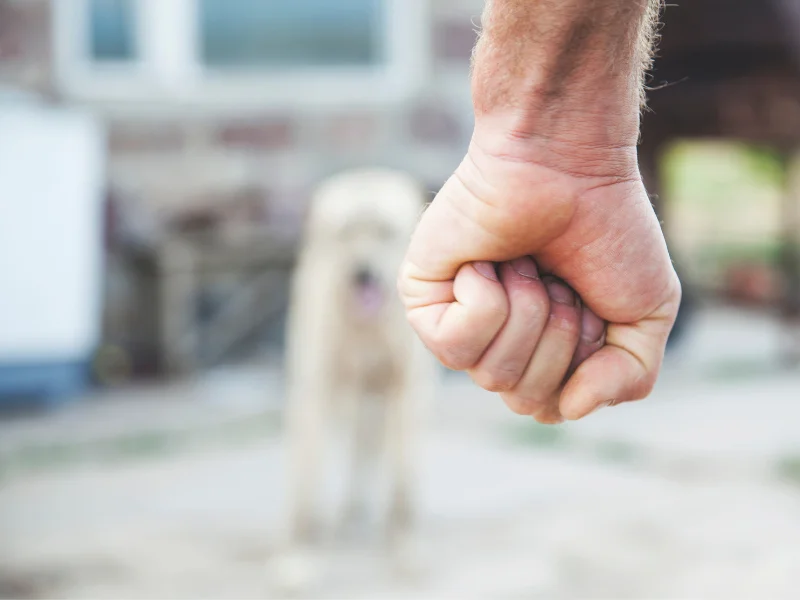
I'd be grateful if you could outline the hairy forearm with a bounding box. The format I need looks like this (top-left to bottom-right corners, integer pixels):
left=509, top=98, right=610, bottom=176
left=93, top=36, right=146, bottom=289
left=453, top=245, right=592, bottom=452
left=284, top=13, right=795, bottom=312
left=472, top=0, right=662, bottom=148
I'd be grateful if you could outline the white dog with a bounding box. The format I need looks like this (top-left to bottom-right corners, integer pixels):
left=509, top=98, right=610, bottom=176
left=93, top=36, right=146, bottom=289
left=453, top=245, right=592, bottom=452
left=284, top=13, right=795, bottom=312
left=277, top=168, right=435, bottom=590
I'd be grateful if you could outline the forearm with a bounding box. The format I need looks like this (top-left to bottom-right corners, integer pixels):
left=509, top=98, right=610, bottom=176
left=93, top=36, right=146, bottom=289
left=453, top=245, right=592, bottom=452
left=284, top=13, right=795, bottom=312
left=472, top=0, right=662, bottom=152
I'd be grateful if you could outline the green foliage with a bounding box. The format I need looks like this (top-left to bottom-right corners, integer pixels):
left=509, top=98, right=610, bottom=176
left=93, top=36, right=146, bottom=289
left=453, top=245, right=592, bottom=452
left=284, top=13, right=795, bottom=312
left=663, top=141, right=784, bottom=204
left=776, top=455, right=800, bottom=486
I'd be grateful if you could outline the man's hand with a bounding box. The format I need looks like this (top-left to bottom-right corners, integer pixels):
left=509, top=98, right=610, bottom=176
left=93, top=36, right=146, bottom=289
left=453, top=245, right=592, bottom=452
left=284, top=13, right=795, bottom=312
left=397, top=0, right=681, bottom=421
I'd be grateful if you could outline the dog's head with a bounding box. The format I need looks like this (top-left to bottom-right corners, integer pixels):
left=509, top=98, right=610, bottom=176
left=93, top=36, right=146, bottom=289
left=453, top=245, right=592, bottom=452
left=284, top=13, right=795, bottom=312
left=307, top=168, right=425, bottom=320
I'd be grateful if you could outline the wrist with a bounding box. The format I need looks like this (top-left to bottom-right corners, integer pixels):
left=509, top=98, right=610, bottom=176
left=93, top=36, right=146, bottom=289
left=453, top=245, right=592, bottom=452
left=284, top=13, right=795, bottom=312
left=471, top=49, right=642, bottom=162
left=470, top=0, right=657, bottom=165
left=470, top=113, right=641, bottom=183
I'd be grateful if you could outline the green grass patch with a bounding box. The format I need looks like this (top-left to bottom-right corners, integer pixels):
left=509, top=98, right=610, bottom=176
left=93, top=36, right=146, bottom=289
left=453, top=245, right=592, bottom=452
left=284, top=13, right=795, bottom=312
left=776, top=455, right=800, bottom=486
left=594, top=440, right=638, bottom=465
left=0, top=411, right=281, bottom=481
left=503, top=422, right=641, bottom=467
left=704, top=359, right=784, bottom=383
left=505, top=421, right=568, bottom=449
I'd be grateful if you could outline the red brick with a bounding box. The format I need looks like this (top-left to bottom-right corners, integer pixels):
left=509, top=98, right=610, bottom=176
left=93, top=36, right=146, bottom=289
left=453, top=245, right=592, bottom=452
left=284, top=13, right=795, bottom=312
left=216, top=118, right=294, bottom=151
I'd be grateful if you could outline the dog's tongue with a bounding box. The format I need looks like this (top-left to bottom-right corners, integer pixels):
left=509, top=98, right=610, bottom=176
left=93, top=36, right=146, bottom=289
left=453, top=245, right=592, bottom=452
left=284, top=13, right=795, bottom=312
left=355, top=281, right=385, bottom=318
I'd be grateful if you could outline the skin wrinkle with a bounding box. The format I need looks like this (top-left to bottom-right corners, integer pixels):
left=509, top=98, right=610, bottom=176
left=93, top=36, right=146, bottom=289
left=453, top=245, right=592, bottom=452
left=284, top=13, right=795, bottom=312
left=455, top=152, right=579, bottom=251
left=457, top=151, right=507, bottom=210
left=464, top=157, right=570, bottom=224
left=411, top=178, right=498, bottom=272
left=474, top=136, right=640, bottom=181
left=447, top=170, right=516, bottom=251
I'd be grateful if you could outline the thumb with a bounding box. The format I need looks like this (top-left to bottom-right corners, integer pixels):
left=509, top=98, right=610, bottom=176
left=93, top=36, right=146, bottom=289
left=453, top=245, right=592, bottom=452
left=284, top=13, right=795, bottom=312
left=398, top=174, right=509, bottom=370
left=402, top=261, right=509, bottom=370
left=558, top=292, right=681, bottom=419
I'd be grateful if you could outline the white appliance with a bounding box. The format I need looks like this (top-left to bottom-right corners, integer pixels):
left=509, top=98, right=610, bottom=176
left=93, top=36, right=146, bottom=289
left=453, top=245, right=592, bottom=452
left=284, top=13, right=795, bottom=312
left=0, top=99, right=105, bottom=401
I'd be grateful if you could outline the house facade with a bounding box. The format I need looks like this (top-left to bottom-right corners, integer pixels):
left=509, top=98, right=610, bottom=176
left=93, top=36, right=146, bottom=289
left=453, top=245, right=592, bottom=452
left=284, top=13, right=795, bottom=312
left=1, top=0, right=484, bottom=238
left=3, top=0, right=799, bottom=374
left=0, top=0, right=493, bottom=374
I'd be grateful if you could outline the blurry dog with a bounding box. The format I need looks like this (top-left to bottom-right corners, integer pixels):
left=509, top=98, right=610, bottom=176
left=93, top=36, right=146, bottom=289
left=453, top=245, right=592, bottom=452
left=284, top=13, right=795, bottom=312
left=278, top=168, right=434, bottom=589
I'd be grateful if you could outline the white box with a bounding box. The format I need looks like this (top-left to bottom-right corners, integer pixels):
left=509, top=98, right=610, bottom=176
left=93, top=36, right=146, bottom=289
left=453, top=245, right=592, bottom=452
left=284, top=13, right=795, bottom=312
left=0, top=101, right=104, bottom=396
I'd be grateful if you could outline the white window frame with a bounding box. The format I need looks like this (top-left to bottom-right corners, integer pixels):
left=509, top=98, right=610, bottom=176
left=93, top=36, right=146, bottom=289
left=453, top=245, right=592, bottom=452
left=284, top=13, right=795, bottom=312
left=54, top=0, right=429, bottom=114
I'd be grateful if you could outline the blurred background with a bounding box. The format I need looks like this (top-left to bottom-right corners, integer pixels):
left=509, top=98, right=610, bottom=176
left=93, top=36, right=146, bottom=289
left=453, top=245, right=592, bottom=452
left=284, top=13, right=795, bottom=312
left=1, top=0, right=799, bottom=598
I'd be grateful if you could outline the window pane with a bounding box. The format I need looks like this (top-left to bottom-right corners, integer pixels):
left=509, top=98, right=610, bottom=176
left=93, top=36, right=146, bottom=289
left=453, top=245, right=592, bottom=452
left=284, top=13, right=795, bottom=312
left=199, top=0, right=384, bottom=68
left=89, top=0, right=137, bottom=61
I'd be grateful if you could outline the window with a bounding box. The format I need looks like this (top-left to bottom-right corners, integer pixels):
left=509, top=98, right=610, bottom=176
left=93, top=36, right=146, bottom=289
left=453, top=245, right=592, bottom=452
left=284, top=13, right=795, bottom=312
left=55, top=0, right=428, bottom=111
left=89, top=0, right=137, bottom=62
left=199, top=0, right=384, bottom=69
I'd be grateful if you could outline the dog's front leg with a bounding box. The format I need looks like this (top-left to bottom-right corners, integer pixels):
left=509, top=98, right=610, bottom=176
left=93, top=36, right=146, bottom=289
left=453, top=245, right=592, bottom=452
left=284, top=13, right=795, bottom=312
left=386, top=343, right=436, bottom=578
left=285, top=394, right=325, bottom=544
left=386, top=388, right=415, bottom=540
left=340, top=389, right=378, bottom=534
left=384, top=381, right=426, bottom=581
left=274, top=370, right=332, bottom=595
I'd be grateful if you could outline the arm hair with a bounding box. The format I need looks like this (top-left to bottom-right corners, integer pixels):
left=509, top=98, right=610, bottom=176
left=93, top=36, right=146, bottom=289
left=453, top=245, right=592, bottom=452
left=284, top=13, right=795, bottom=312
left=472, top=0, right=664, bottom=115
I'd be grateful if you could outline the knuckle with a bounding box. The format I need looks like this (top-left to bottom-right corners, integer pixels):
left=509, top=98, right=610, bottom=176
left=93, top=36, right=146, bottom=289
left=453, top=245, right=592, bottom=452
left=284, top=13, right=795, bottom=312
left=503, top=397, right=534, bottom=416
left=548, top=309, right=580, bottom=334
left=472, top=366, right=520, bottom=392
left=501, top=392, right=547, bottom=416
left=655, top=271, right=684, bottom=325
left=480, top=295, right=510, bottom=324
left=396, top=263, right=414, bottom=300
left=630, top=372, right=658, bottom=401
left=412, top=330, right=468, bottom=372
left=668, top=276, right=684, bottom=320
left=437, top=343, right=479, bottom=372
left=531, top=411, right=564, bottom=425
left=671, top=273, right=683, bottom=303
left=427, top=323, right=499, bottom=372
left=517, top=292, right=550, bottom=322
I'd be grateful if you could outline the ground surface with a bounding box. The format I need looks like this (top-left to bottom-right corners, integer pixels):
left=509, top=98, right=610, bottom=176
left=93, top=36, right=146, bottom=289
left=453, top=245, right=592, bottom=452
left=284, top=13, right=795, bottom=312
left=1, top=307, right=799, bottom=599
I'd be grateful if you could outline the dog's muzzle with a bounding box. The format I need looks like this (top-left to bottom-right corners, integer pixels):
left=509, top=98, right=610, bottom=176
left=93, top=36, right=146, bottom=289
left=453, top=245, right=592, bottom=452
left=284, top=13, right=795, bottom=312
left=351, top=267, right=386, bottom=319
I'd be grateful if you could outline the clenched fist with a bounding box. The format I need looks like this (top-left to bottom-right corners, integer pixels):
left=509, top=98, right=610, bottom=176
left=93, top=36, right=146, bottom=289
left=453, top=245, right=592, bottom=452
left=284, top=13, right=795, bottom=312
left=397, top=0, right=681, bottom=422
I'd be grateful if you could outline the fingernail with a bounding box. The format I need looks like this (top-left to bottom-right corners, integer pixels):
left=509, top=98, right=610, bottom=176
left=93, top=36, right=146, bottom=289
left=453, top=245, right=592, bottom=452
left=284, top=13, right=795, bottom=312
left=581, top=309, right=606, bottom=343
left=510, top=256, right=539, bottom=279
left=544, top=277, right=575, bottom=306
left=474, top=261, right=499, bottom=282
